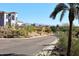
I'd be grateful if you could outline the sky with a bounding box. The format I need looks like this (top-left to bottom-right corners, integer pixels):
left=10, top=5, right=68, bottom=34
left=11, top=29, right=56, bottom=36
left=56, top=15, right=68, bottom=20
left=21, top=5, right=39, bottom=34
left=0, top=3, right=79, bottom=26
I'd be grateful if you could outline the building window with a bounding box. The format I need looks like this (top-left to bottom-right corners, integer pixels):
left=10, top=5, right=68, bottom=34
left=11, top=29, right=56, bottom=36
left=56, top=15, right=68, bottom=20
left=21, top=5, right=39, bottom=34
left=12, top=15, right=15, bottom=20
left=8, top=14, right=11, bottom=19
left=8, top=14, right=11, bottom=16
left=6, top=15, right=8, bottom=19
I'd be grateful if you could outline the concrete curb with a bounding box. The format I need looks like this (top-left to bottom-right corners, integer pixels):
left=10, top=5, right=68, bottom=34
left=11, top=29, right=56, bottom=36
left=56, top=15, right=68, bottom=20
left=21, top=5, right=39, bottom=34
left=35, top=38, right=59, bottom=56
left=43, top=38, right=59, bottom=50
left=0, top=34, right=54, bottom=40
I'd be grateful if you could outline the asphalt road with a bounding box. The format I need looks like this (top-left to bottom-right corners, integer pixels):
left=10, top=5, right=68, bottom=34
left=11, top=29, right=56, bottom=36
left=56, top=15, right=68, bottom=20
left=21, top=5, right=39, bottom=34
left=0, top=35, right=57, bottom=56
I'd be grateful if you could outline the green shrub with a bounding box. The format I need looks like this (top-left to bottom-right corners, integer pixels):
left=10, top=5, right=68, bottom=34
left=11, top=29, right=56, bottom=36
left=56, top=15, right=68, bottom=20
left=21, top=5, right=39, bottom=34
left=50, top=26, right=56, bottom=33
left=57, top=31, right=79, bottom=56
left=56, top=31, right=68, bottom=55
left=71, top=38, right=79, bottom=56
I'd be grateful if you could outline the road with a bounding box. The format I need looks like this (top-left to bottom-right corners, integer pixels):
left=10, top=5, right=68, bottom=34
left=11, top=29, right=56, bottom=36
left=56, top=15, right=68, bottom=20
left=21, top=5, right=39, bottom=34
left=0, top=35, right=58, bottom=56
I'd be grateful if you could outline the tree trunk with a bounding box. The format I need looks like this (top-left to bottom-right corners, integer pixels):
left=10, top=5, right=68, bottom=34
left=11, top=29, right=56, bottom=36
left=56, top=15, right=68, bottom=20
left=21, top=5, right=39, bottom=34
left=67, top=21, right=73, bottom=56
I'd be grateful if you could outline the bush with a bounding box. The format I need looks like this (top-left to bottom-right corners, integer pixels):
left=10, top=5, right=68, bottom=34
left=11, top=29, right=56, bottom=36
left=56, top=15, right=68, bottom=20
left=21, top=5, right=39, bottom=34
left=56, top=31, right=68, bottom=55
left=71, top=38, right=79, bottom=56
left=50, top=26, right=56, bottom=33
left=56, top=31, right=79, bottom=56
left=16, top=28, right=28, bottom=38
left=0, top=25, right=52, bottom=38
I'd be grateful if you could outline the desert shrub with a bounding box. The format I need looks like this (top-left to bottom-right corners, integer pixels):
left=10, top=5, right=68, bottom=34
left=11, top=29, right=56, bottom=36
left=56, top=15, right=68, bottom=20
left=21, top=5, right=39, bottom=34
left=56, top=31, right=79, bottom=56
left=45, top=27, right=52, bottom=33
left=0, top=25, right=52, bottom=38
left=56, top=31, right=68, bottom=55
left=59, top=26, right=68, bottom=32
left=0, top=27, right=16, bottom=38
left=71, top=38, right=79, bottom=56
left=50, top=26, right=56, bottom=33
left=26, top=25, right=35, bottom=33
left=16, top=27, right=28, bottom=38
left=15, top=25, right=36, bottom=38
left=0, top=26, right=27, bottom=38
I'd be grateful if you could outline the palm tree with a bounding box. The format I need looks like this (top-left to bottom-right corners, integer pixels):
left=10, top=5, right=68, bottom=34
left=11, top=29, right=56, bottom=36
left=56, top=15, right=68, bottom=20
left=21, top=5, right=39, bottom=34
left=50, top=3, right=79, bottom=56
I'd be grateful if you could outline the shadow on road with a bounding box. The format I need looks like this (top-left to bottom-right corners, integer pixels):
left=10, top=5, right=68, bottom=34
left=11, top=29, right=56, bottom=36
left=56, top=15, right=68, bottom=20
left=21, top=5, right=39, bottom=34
left=0, top=53, right=27, bottom=56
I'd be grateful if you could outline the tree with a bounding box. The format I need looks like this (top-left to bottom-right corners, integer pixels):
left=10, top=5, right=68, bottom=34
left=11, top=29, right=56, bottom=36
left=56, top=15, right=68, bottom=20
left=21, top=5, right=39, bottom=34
left=56, top=24, right=59, bottom=31
left=50, top=26, right=56, bottom=32
left=50, top=3, right=79, bottom=56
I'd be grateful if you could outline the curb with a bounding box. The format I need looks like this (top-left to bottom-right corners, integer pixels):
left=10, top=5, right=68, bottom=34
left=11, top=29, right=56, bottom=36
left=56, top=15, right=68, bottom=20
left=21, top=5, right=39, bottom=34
left=42, top=38, right=59, bottom=51
left=35, top=38, right=59, bottom=56
left=0, top=34, right=54, bottom=40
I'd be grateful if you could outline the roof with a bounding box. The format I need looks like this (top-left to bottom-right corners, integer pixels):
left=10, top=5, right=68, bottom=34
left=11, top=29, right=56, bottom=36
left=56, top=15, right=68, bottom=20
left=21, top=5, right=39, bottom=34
left=9, top=12, right=17, bottom=14
left=0, top=11, right=17, bottom=14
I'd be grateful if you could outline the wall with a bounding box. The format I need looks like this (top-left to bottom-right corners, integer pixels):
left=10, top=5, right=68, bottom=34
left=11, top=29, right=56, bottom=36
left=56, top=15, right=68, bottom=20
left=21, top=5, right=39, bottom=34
left=0, top=13, right=4, bottom=26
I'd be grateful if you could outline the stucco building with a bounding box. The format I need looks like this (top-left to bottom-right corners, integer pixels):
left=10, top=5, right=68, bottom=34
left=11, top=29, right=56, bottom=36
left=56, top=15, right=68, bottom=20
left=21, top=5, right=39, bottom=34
left=0, top=11, right=17, bottom=26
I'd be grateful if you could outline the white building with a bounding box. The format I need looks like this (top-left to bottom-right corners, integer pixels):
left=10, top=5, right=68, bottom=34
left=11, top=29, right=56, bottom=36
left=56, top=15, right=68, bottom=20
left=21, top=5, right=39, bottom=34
left=0, top=11, right=17, bottom=26
left=16, top=20, right=23, bottom=26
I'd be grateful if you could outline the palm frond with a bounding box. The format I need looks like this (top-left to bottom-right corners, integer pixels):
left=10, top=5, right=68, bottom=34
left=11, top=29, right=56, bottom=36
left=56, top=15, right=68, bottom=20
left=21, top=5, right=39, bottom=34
left=68, top=3, right=74, bottom=8
left=60, top=10, right=66, bottom=22
left=50, top=3, right=68, bottom=19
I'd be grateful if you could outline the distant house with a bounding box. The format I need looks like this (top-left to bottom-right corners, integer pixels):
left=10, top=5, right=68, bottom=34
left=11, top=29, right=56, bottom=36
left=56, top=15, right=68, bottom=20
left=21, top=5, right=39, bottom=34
left=0, top=11, right=17, bottom=26
left=16, top=20, right=23, bottom=26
